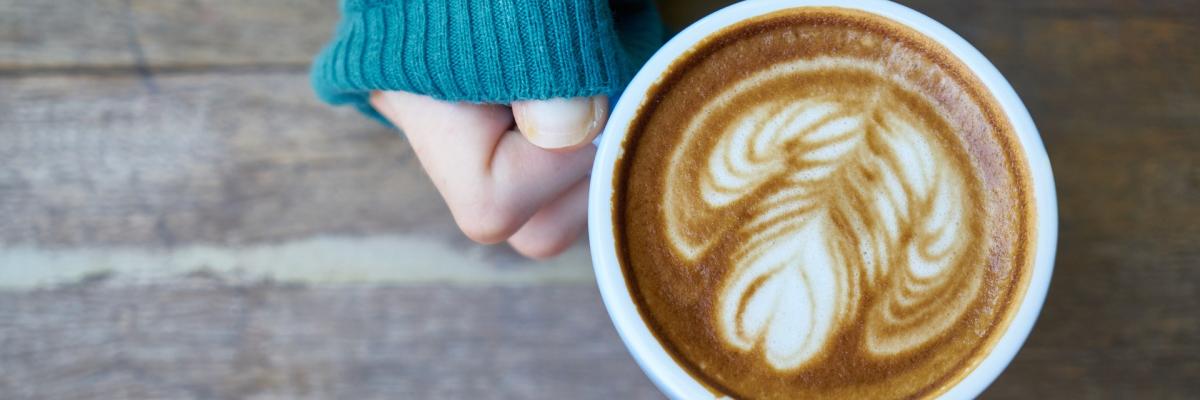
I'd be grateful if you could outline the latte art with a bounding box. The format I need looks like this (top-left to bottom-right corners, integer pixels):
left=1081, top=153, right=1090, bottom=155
left=663, top=58, right=985, bottom=371
left=613, top=8, right=1034, bottom=399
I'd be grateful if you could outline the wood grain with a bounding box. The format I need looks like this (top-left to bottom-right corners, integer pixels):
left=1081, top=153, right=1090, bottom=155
left=1, top=0, right=1198, bottom=399
left=0, top=73, right=453, bottom=248
left=0, top=281, right=661, bottom=400
left=0, top=0, right=336, bottom=71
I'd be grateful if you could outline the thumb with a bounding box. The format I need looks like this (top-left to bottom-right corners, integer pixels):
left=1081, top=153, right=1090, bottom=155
left=512, top=96, right=608, bottom=151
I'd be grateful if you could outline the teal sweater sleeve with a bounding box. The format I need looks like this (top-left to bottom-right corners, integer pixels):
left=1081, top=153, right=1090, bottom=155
left=311, top=0, right=664, bottom=124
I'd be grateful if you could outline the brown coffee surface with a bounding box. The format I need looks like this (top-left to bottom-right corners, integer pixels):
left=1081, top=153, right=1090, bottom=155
left=613, top=8, right=1035, bottom=399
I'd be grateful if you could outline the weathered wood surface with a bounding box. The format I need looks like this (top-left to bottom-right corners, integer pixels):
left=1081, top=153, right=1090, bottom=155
left=1, top=0, right=1198, bottom=399
left=0, top=0, right=336, bottom=71
left=0, top=281, right=661, bottom=400
left=0, top=73, right=450, bottom=247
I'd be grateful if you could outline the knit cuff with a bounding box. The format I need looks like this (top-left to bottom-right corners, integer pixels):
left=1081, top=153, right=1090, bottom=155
left=312, top=0, right=661, bottom=123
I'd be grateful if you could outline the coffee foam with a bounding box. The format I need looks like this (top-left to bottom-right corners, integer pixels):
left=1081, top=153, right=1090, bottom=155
left=614, top=7, right=1034, bottom=399
left=665, top=57, right=983, bottom=371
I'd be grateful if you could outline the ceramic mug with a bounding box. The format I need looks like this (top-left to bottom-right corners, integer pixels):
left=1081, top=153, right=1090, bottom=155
left=587, top=0, right=1058, bottom=398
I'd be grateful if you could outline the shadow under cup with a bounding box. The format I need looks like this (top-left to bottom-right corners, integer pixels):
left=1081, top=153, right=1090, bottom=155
left=588, top=1, right=1057, bottom=399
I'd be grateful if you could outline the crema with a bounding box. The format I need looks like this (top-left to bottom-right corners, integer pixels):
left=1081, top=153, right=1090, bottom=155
left=612, top=8, right=1035, bottom=399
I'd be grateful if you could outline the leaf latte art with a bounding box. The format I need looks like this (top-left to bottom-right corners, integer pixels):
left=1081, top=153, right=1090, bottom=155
left=663, top=58, right=985, bottom=371
left=614, top=8, right=1034, bottom=399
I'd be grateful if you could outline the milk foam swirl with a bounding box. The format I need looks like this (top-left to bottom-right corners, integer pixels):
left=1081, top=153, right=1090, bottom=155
left=663, top=57, right=985, bottom=371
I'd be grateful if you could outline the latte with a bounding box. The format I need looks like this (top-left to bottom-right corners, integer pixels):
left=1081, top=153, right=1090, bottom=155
left=612, top=8, right=1034, bottom=399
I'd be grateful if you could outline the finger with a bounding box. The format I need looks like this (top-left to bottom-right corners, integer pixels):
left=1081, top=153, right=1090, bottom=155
left=488, top=130, right=594, bottom=236
left=370, top=91, right=510, bottom=174
left=512, top=95, right=608, bottom=152
left=507, top=177, right=589, bottom=260
left=371, top=91, right=594, bottom=244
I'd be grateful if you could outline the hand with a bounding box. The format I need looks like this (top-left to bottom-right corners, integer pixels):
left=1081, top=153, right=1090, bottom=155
left=370, top=91, right=607, bottom=259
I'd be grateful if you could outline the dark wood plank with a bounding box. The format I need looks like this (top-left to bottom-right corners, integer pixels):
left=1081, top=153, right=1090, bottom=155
left=0, top=280, right=663, bottom=400
left=900, top=4, right=1200, bottom=399
left=657, top=0, right=736, bottom=32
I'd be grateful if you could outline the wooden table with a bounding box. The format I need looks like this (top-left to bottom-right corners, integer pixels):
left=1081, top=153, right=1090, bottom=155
left=1, top=1, right=1196, bottom=398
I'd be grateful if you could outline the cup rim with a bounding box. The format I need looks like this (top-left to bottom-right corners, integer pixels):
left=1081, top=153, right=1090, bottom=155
left=587, top=0, right=1058, bottom=398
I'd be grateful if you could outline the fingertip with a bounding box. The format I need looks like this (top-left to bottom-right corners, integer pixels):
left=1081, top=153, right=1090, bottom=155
left=510, top=235, right=578, bottom=260
left=505, top=178, right=590, bottom=260
left=512, top=96, right=608, bottom=152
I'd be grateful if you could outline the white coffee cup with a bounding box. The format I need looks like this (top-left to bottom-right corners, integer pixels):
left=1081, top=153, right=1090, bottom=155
left=587, top=0, right=1058, bottom=398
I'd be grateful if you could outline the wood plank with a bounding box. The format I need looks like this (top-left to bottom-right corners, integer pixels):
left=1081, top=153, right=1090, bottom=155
left=127, top=0, right=337, bottom=68
left=0, top=0, right=133, bottom=70
left=3, top=0, right=1196, bottom=71
left=0, top=71, right=598, bottom=283
left=0, top=72, right=453, bottom=248
left=0, top=281, right=663, bottom=399
left=0, top=273, right=1194, bottom=399
left=0, top=0, right=337, bottom=71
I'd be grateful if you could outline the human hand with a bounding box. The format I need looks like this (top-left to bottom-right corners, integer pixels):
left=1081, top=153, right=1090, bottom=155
left=370, top=91, right=607, bottom=259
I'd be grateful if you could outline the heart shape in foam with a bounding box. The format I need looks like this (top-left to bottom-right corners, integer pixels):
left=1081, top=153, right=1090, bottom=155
left=663, top=57, right=987, bottom=371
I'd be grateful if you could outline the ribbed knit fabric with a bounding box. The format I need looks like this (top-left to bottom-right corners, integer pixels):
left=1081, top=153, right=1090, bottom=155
left=312, top=0, right=664, bottom=124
